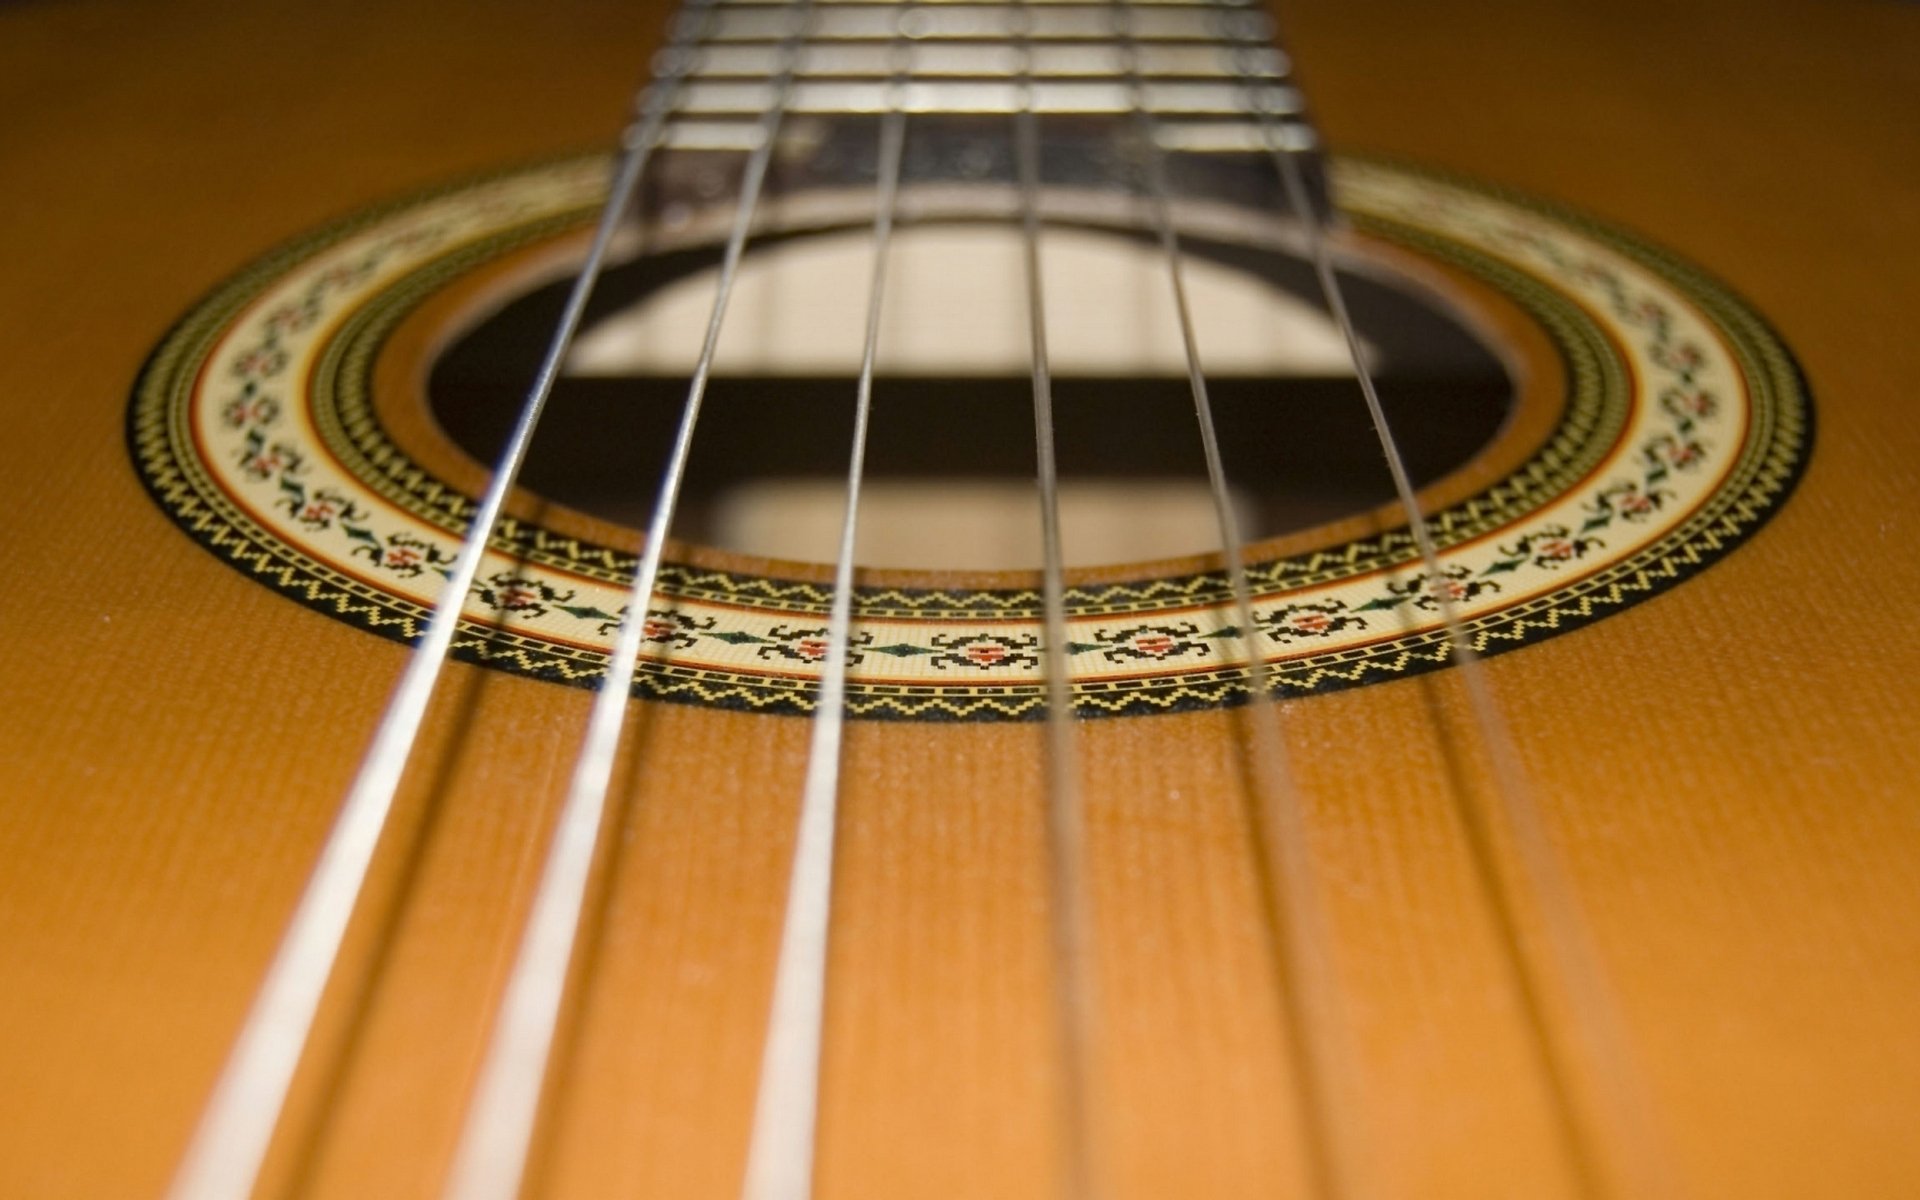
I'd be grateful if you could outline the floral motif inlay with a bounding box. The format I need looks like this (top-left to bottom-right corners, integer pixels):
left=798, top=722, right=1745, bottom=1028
left=128, top=156, right=1808, bottom=719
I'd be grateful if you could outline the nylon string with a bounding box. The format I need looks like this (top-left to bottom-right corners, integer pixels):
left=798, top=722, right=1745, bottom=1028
left=737, top=7, right=913, bottom=1200
left=172, top=6, right=1667, bottom=1200
left=1013, top=2, right=1102, bottom=1195
left=1109, top=3, right=1371, bottom=1195
left=1237, top=15, right=1674, bottom=1197
left=161, top=17, right=713, bottom=1199
left=439, top=5, right=818, bottom=1199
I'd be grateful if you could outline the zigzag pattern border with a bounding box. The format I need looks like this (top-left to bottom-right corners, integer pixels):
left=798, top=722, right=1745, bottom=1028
left=308, top=198, right=1624, bottom=616
left=125, top=154, right=1812, bottom=722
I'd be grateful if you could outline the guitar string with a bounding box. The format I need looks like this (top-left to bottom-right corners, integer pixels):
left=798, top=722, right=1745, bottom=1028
left=440, top=5, right=817, bottom=1199
left=1107, top=4, right=1368, bottom=1196
left=160, top=16, right=713, bottom=1198
left=737, top=7, right=912, bottom=1199
left=1012, top=3, right=1102, bottom=1196
left=1234, top=18, right=1673, bottom=1198
left=178, top=9, right=1661, bottom=1200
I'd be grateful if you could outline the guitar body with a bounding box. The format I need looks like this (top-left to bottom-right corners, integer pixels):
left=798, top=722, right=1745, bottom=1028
left=1, top=1, right=1916, bottom=1197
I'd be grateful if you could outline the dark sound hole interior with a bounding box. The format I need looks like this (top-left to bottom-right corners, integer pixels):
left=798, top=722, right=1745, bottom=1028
left=429, top=223, right=1517, bottom=568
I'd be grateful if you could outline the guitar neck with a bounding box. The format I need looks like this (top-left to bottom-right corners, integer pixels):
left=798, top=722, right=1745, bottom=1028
left=635, top=1, right=1325, bottom=201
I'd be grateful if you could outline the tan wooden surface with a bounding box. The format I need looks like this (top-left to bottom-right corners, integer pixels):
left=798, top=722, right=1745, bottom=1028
left=1, top=1, right=1917, bottom=1196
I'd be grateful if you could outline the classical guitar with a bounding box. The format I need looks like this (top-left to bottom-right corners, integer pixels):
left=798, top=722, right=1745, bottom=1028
left=3, top=0, right=1917, bottom=1197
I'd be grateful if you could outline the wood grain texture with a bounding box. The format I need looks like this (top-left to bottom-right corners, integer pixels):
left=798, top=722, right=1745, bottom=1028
left=0, top=1, right=1916, bottom=1197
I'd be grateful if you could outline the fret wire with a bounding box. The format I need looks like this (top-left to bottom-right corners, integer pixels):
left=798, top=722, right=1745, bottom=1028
left=438, top=6, right=817, bottom=1200
left=674, top=77, right=1300, bottom=118
left=1234, top=30, right=1674, bottom=1200
left=1107, top=3, right=1371, bottom=1196
left=159, top=24, right=710, bottom=1200
left=686, top=40, right=1286, bottom=79
left=736, top=9, right=912, bottom=1200
left=1014, top=1, right=1101, bottom=1196
left=701, top=5, right=1272, bottom=43
left=713, top=0, right=1256, bottom=6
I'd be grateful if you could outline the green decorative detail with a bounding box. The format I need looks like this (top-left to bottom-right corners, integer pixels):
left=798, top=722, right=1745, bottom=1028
left=708, top=630, right=774, bottom=646
left=555, top=604, right=619, bottom=622
left=865, top=643, right=935, bottom=658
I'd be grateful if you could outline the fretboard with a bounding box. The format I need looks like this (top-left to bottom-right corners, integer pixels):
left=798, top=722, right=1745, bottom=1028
left=646, top=0, right=1315, bottom=153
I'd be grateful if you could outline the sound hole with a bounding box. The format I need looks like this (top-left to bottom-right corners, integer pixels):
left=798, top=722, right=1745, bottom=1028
left=430, top=222, right=1514, bottom=569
